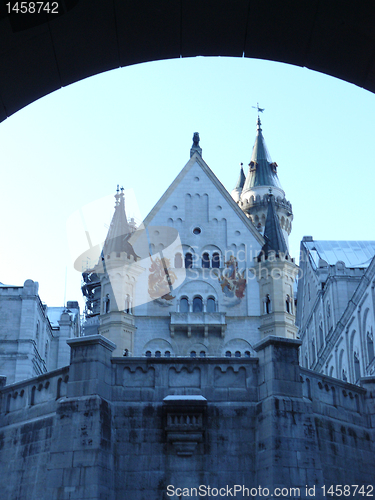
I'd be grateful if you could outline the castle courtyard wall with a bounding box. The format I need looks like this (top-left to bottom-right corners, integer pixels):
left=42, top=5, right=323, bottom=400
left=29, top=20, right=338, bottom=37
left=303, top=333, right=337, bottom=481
left=0, top=336, right=374, bottom=499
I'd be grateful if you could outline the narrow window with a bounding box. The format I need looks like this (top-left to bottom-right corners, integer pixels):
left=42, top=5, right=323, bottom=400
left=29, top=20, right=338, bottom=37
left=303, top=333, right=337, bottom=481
left=265, top=294, right=271, bottom=314
left=174, top=253, right=183, bottom=268
left=212, top=252, right=220, bottom=268
left=206, top=298, right=216, bottom=313
left=180, top=297, right=189, bottom=313
left=202, top=252, right=210, bottom=268
left=185, top=252, right=193, bottom=269
left=125, top=295, right=131, bottom=314
left=319, top=324, right=324, bottom=348
left=354, top=353, right=361, bottom=383
left=367, top=331, right=374, bottom=361
left=105, top=294, right=110, bottom=313
left=286, top=294, right=290, bottom=313
left=193, top=296, right=203, bottom=312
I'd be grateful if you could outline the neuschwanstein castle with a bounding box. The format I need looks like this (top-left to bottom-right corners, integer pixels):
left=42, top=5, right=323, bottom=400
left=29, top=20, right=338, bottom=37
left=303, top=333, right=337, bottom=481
left=0, top=117, right=374, bottom=498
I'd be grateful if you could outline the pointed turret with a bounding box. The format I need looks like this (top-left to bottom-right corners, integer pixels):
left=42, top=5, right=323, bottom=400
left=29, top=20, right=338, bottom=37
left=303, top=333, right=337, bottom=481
left=96, top=186, right=144, bottom=356
left=242, top=116, right=283, bottom=193
left=237, top=114, right=293, bottom=249
left=250, top=193, right=299, bottom=340
left=231, top=163, right=246, bottom=202
left=102, top=186, right=138, bottom=260
left=259, top=194, right=289, bottom=259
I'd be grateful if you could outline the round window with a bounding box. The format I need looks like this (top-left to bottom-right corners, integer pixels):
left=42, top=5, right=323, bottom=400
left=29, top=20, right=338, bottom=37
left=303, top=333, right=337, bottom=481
left=193, top=227, right=201, bottom=235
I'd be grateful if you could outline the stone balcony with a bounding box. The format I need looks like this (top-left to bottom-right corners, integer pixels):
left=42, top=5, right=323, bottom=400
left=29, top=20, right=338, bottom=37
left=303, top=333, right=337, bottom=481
left=169, top=312, right=227, bottom=338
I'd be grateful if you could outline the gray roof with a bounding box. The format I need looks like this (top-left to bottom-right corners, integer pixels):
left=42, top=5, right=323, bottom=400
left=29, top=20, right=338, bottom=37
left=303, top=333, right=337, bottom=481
left=47, top=307, right=80, bottom=328
left=242, top=117, right=282, bottom=192
left=234, top=164, right=246, bottom=190
left=102, top=189, right=138, bottom=260
left=259, top=197, right=289, bottom=258
left=303, top=240, right=375, bottom=269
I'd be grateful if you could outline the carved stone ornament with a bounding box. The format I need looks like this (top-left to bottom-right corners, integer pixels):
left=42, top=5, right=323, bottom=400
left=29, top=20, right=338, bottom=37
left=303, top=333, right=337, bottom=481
left=163, top=395, right=207, bottom=457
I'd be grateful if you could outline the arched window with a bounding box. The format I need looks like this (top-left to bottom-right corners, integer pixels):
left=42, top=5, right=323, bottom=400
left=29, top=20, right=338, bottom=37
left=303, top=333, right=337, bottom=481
left=164, top=351, right=171, bottom=357
left=185, top=252, right=193, bottom=269
left=354, top=353, right=361, bottom=382
left=174, top=253, right=183, bottom=268
left=286, top=294, right=290, bottom=313
left=319, top=324, right=324, bottom=348
left=190, top=351, right=196, bottom=358
left=200, top=351, right=206, bottom=357
left=235, top=351, right=241, bottom=358
left=180, top=297, right=189, bottom=313
left=311, top=340, right=316, bottom=365
left=244, top=351, right=251, bottom=358
left=31, top=386, right=36, bottom=406
left=212, top=252, right=220, bottom=268
left=207, top=297, right=216, bottom=313
left=193, top=296, right=203, bottom=312
left=202, top=252, right=210, bottom=268
left=265, top=294, right=271, bottom=314
left=155, top=350, right=161, bottom=358
left=125, top=294, right=131, bottom=314
left=145, top=351, right=151, bottom=358
left=225, top=351, right=231, bottom=358
left=367, top=330, right=374, bottom=362
left=105, top=294, right=110, bottom=313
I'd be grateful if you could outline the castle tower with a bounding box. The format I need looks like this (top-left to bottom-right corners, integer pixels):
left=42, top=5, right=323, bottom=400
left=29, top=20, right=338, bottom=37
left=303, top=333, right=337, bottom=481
left=230, top=163, right=245, bottom=202
left=250, top=195, right=299, bottom=339
left=233, top=115, right=293, bottom=247
left=96, top=187, right=143, bottom=356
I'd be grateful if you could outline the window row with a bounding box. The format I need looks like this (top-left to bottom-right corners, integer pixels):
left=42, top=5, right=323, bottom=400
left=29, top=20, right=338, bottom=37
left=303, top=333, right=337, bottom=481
left=103, top=294, right=133, bottom=314
left=174, top=252, right=221, bottom=269
left=179, top=296, right=216, bottom=313
left=263, top=294, right=294, bottom=314
left=144, top=350, right=251, bottom=358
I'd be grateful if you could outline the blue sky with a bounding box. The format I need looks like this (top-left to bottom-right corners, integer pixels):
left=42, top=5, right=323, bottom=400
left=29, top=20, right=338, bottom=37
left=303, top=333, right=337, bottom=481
left=1, top=56, right=375, bottom=310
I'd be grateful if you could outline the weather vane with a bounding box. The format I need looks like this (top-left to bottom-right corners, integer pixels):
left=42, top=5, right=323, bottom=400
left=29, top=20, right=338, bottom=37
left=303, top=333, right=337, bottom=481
left=252, top=102, right=265, bottom=115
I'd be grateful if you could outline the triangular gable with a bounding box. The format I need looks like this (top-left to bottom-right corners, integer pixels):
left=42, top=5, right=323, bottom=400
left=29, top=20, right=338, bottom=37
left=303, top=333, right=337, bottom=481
left=137, top=152, right=265, bottom=246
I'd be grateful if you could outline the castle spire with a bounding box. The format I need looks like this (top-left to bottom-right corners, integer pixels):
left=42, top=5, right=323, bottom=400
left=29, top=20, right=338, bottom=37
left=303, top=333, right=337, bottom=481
left=102, top=187, right=138, bottom=260
left=231, top=163, right=246, bottom=202
left=242, top=116, right=282, bottom=192
left=259, top=193, right=289, bottom=259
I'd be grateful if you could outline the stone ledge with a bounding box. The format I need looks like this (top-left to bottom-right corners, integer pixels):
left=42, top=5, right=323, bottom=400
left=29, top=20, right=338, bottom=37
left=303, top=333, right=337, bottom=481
left=254, top=335, right=302, bottom=352
left=67, top=334, right=116, bottom=352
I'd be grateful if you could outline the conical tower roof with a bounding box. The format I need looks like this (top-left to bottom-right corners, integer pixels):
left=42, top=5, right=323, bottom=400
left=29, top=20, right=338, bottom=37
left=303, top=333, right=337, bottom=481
left=102, top=187, right=138, bottom=260
left=234, top=163, right=246, bottom=190
left=242, top=117, right=282, bottom=192
left=259, top=195, right=289, bottom=259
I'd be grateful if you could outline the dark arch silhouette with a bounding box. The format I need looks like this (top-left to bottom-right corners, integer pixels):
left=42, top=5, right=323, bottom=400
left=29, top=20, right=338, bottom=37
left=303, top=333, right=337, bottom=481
left=1, top=0, right=375, bottom=122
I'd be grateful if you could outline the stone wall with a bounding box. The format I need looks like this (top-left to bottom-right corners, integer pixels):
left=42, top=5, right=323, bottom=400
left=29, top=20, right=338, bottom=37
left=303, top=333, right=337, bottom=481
left=0, top=335, right=374, bottom=499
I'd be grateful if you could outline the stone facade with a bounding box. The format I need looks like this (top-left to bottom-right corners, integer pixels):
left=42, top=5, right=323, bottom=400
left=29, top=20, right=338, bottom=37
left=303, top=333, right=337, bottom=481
left=0, top=280, right=80, bottom=384
left=297, top=237, right=375, bottom=384
left=0, top=335, right=374, bottom=499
